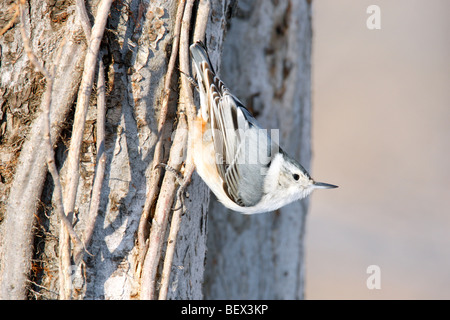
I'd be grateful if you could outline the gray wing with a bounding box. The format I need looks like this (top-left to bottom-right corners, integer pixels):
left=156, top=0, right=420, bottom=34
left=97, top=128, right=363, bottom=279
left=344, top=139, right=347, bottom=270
left=210, top=87, right=274, bottom=207
left=190, top=41, right=276, bottom=207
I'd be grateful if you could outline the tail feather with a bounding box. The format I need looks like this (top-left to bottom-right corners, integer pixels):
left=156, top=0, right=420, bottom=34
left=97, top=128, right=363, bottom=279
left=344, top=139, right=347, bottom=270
left=190, top=41, right=215, bottom=74
left=189, top=41, right=218, bottom=121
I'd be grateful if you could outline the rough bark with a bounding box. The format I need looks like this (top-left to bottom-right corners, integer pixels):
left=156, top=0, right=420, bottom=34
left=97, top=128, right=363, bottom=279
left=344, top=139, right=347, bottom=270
left=203, top=0, right=312, bottom=299
left=0, top=0, right=87, bottom=299
left=0, top=0, right=234, bottom=300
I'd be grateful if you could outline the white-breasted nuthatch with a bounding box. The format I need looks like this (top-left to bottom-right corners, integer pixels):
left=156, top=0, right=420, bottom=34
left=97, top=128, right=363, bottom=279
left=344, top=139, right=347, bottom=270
left=189, top=41, right=337, bottom=214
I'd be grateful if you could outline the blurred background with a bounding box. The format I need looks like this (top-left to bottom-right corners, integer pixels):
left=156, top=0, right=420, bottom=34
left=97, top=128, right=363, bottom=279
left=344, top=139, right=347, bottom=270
left=306, top=0, right=450, bottom=299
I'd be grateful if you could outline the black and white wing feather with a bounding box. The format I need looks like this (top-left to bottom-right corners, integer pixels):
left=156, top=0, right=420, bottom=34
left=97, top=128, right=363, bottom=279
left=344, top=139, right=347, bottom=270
left=190, top=42, right=273, bottom=207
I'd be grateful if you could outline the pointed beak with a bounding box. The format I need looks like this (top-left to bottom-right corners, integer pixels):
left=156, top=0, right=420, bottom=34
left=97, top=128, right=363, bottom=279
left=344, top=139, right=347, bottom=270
left=313, top=181, right=338, bottom=189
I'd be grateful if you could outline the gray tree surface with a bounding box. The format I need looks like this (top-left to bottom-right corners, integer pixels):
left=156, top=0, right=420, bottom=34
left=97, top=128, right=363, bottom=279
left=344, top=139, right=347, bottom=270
left=204, top=0, right=312, bottom=299
left=0, top=0, right=311, bottom=300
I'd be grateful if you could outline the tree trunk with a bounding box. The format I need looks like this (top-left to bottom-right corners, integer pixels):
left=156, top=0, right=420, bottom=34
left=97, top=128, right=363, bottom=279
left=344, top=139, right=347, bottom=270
left=0, top=0, right=311, bottom=300
left=203, top=0, right=312, bottom=299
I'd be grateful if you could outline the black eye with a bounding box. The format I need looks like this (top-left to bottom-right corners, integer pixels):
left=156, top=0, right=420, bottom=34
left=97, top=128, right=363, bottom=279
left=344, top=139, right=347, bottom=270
left=293, top=174, right=300, bottom=181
